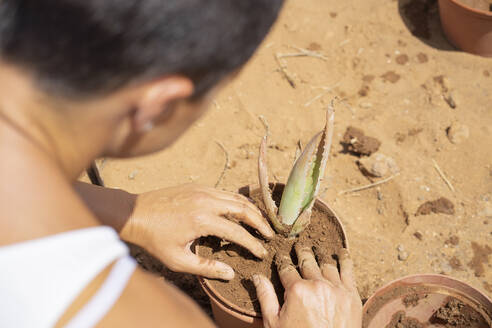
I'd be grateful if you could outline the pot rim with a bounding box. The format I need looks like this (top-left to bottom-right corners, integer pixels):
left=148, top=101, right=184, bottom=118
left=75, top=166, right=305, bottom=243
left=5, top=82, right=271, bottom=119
left=440, top=0, right=492, bottom=18
left=198, top=183, right=350, bottom=319
left=363, top=273, right=492, bottom=316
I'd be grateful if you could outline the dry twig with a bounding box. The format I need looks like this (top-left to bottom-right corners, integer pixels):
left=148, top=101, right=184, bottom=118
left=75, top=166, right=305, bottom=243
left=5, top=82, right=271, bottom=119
left=277, top=46, right=328, bottom=61
left=304, top=82, right=340, bottom=107
left=339, top=173, right=400, bottom=195
left=274, top=54, right=296, bottom=88
left=294, top=140, right=303, bottom=162
left=214, top=141, right=229, bottom=188
left=432, top=159, right=455, bottom=192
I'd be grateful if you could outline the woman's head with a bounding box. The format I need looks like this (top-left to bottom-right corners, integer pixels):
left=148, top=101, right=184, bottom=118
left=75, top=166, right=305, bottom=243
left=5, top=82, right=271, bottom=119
left=0, top=0, right=283, bottom=157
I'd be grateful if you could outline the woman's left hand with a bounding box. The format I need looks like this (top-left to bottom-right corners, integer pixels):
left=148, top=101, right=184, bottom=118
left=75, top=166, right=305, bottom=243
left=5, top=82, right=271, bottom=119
left=120, top=184, right=274, bottom=280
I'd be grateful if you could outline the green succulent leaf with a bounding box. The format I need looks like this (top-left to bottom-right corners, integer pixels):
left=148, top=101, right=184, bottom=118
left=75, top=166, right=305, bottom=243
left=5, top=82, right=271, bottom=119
left=278, top=132, right=322, bottom=226
left=279, top=106, right=335, bottom=233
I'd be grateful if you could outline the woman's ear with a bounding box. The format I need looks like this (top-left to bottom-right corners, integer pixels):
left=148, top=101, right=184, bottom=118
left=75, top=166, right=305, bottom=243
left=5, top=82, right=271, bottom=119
left=133, top=75, right=194, bottom=132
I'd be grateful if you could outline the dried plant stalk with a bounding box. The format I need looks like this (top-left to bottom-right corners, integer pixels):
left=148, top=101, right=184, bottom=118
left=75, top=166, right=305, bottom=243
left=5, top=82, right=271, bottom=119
left=258, top=133, right=287, bottom=234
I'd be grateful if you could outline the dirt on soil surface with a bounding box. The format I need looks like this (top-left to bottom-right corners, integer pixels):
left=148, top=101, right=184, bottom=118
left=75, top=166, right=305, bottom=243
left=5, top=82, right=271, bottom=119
left=430, top=297, right=490, bottom=328
left=386, top=311, right=425, bottom=328
left=402, top=293, right=422, bottom=307
left=364, top=285, right=431, bottom=325
left=342, top=126, right=381, bottom=156
left=458, top=0, right=492, bottom=11
left=198, top=186, right=345, bottom=312
left=468, top=242, right=492, bottom=277
left=83, top=0, right=492, bottom=317
left=416, top=197, right=455, bottom=215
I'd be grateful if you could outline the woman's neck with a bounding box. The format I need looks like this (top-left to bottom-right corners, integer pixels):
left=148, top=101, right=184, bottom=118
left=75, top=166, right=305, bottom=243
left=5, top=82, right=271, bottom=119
left=0, top=66, right=104, bottom=244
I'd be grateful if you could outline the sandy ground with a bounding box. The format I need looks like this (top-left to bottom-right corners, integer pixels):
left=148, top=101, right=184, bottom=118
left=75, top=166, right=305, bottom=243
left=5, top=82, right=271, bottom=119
left=83, top=0, right=491, bottom=310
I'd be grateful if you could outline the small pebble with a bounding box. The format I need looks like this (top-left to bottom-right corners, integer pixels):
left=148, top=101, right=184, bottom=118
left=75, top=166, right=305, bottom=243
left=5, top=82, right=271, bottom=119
left=128, top=170, right=138, bottom=180
left=444, top=93, right=457, bottom=109
left=440, top=261, right=452, bottom=274
left=478, top=204, right=492, bottom=218
left=359, top=102, right=373, bottom=109
left=447, top=122, right=469, bottom=144
left=414, top=231, right=423, bottom=240
left=358, top=153, right=399, bottom=177
left=398, top=251, right=409, bottom=261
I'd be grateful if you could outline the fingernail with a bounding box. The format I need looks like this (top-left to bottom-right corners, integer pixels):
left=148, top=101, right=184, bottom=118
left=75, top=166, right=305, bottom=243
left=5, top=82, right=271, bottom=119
left=265, top=227, right=275, bottom=239
left=260, top=246, right=268, bottom=258
left=252, top=275, right=260, bottom=287
left=219, top=264, right=235, bottom=280
left=339, top=248, right=350, bottom=260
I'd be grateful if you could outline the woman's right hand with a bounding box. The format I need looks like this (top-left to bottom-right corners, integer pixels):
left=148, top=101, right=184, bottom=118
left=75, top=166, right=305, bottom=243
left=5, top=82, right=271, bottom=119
left=253, top=245, right=362, bottom=328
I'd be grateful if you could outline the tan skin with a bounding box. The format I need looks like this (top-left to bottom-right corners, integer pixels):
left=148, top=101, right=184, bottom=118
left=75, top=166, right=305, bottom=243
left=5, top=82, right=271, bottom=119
left=0, top=60, right=362, bottom=327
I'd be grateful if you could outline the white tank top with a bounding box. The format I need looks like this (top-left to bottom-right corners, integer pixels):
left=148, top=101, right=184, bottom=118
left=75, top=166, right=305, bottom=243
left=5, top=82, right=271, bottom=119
left=0, top=226, right=136, bottom=328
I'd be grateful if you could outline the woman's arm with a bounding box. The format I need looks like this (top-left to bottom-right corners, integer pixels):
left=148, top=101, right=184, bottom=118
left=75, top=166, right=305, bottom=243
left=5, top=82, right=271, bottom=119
left=98, top=268, right=216, bottom=328
left=74, top=181, right=136, bottom=232
left=55, top=259, right=215, bottom=328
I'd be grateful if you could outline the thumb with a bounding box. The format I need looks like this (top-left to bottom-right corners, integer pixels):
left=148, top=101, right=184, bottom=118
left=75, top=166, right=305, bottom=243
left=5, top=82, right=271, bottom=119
left=253, top=275, right=279, bottom=328
left=178, top=251, right=235, bottom=280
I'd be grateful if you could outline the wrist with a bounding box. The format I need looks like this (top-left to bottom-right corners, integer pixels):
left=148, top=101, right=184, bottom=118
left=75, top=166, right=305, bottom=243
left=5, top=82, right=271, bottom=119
left=119, top=193, right=151, bottom=248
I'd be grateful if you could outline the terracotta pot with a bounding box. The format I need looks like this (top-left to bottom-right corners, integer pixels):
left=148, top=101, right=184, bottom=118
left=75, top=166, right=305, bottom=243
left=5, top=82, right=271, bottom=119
left=363, top=274, right=492, bottom=327
left=438, top=0, right=492, bottom=56
left=198, top=183, right=349, bottom=328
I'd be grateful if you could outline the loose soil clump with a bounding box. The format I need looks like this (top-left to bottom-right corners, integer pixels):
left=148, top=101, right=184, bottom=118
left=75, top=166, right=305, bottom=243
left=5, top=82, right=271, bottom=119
left=416, top=197, right=455, bottom=215
left=417, top=53, right=428, bottom=63
left=342, top=126, right=381, bottom=156
left=382, top=71, right=401, bottom=83
left=396, top=54, right=409, bottom=65
left=449, top=256, right=463, bottom=270
left=467, top=242, right=492, bottom=277
left=403, top=293, right=422, bottom=307
left=430, top=297, right=490, bottom=328
left=386, top=311, right=425, bottom=328
left=198, top=185, right=345, bottom=313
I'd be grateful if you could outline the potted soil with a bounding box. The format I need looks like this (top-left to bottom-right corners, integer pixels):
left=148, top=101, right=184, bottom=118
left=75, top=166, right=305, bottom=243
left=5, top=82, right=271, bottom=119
left=197, top=106, right=348, bottom=328
left=197, top=106, right=349, bottom=327
left=199, top=184, right=348, bottom=327
left=438, top=0, right=492, bottom=56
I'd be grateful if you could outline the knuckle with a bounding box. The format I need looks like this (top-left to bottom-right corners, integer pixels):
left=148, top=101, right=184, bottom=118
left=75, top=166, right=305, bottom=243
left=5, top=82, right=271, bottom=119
left=192, top=213, right=209, bottom=227
left=289, top=281, right=308, bottom=297
left=256, top=286, right=269, bottom=299
left=232, top=193, right=248, bottom=202
left=191, top=192, right=210, bottom=204
left=313, top=279, right=329, bottom=290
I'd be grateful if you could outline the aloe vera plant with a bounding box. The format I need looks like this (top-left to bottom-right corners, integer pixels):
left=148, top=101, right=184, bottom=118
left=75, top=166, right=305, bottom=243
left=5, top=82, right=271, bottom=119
left=258, top=105, right=335, bottom=237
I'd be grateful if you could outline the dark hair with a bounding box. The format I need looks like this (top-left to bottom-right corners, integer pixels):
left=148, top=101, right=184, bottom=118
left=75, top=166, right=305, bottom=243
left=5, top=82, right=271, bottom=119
left=0, top=0, right=283, bottom=99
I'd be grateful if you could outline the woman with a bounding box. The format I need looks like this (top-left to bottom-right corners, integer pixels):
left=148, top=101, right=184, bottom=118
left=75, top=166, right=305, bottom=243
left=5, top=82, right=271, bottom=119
left=0, top=1, right=362, bottom=327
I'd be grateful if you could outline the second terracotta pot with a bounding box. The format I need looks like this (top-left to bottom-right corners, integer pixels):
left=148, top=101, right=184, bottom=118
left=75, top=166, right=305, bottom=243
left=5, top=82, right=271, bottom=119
left=363, top=274, right=492, bottom=327
left=198, top=183, right=349, bottom=328
left=438, top=0, right=492, bottom=56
